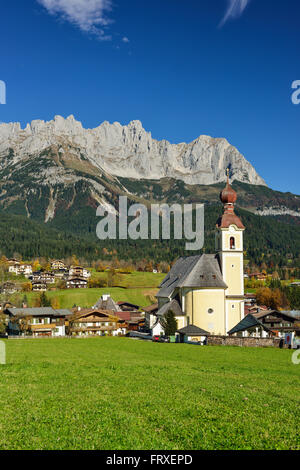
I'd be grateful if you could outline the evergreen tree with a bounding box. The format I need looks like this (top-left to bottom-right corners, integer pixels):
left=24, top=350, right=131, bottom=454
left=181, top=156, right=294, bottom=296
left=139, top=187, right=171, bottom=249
left=161, top=310, right=178, bottom=336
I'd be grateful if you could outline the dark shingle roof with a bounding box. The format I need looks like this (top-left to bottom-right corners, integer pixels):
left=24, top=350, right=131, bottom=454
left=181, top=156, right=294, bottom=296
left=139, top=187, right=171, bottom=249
left=6, top=307, right=72, bottom=317
left=157, top=254, right=227, bottom=298
left=177, top=325, right=210, bottom=336
left=228, top=314, right=270, bottom=335
left=254, top=310, right=297, bottom=322
left=157, top=299, right=184, bottom=318
left=93, top=296, right=119, bottom=311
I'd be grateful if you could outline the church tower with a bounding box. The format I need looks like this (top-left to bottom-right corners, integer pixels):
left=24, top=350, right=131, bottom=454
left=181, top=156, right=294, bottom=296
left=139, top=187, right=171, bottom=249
left=215, top=171, right=245, bottom=333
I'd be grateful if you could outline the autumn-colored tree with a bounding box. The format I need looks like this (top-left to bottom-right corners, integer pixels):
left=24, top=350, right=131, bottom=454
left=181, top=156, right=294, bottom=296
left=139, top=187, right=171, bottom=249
left=72, top=254, right=79, bottom=267
left=145, top=261, right=154, bottom=273
left=51, top=297, right=60, bottom=309
left=32, top=259, right=41, bottom=272
left=256, top=287, right=272, bottom=308
left=22, top=282, right=32, bottom=292
left=0, top=313, right=7, bottom=335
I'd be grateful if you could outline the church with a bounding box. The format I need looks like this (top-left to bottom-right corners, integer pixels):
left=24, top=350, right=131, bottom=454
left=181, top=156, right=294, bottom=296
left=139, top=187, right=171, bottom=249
left=155, top=174, right=245, bottom=337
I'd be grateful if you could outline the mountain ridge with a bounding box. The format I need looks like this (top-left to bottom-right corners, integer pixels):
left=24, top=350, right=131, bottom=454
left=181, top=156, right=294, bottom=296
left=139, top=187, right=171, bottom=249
left=0, top=115, right=266, bottom=186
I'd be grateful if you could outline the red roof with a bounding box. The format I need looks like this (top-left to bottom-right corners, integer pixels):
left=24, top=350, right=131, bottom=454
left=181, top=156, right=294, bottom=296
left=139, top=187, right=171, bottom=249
left=115, top=312, right=131, bottom=321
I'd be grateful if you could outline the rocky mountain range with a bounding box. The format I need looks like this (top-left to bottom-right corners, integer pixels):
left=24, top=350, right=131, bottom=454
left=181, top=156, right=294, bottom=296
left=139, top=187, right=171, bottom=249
left=0, top=114, right=266, bottom=183
left=0, top=115, right=298, bottom=228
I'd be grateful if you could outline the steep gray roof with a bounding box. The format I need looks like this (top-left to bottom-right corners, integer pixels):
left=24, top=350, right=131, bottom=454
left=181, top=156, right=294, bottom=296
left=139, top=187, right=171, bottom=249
left=157, top=254, right=227, bottom=298
left=177, top=325, right=210, bottom=336
left=228, top=314, right=270, bottom=335
left=157, top=299, right=184, bottom=318
left=6, top=307, right=72, bottom=317
left=93, top=296, right=119, bottom=311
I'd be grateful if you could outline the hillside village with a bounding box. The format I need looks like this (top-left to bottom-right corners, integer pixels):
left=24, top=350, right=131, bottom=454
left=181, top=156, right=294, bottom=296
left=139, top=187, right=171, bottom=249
left=0, top=179, right=299, bottom=348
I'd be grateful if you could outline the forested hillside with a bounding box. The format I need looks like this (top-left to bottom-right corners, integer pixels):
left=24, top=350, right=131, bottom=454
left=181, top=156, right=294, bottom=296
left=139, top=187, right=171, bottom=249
left=1, top=205, right=299, bottom=272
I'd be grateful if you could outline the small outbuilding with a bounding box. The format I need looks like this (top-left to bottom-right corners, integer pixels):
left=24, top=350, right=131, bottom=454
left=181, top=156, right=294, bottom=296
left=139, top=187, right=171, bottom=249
left=177, top=325, right=210, bottom=344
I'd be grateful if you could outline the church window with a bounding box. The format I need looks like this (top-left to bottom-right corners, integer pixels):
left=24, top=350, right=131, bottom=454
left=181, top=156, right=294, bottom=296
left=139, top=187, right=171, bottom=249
left=230, top=237, right=235, bottom=249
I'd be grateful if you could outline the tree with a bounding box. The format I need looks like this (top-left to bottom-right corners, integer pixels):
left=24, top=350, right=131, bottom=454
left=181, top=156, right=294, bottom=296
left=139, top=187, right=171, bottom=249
left=51, top=297, right=60, bottom=309
left=22, top=282, right=32, bottom=292
left=33, top=292, right=51, bottom=308
left=0, top=313, right=7, bottom=335
left=161, top=310, right=178, bottom=336
left=32, top=259, right=41, bottom=272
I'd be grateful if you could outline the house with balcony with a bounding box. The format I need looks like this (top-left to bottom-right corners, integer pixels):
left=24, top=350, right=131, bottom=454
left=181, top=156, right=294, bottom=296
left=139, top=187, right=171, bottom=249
left=51, top=260, right=67, bottom=271
left=69, top=266, right=91, bottom=279
left=8, top=263, right=32, bottom=278
left=228, top=310, right=299, bottom=338
left=69, top=309, right=127, bottom=337
left=5, top=307, right=73, bottom=337
left=66, top=277, right=88, bottom=289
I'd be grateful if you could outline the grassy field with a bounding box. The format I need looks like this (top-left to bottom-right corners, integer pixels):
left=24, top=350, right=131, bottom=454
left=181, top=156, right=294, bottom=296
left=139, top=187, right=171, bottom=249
left=12, top=271, right=164, bottom=308
left=90, top=271, right=165, bottom=288
left=16, top=287, right=158, bottom=309
left=0, top=338, right=299, bottom=450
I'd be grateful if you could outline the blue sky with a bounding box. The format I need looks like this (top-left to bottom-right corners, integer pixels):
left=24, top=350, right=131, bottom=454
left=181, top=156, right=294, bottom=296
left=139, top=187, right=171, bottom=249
left=0, top=0, right=299, bottom=194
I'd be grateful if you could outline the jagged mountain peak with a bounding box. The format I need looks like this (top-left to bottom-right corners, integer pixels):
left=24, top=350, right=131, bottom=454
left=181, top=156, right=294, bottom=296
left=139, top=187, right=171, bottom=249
left=0, top=115, right=266, bottom=186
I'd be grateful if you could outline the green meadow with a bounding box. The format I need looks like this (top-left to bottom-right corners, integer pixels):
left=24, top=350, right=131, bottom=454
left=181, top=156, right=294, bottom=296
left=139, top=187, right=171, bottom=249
left=14, top=272, right=165, bottom=308
left=23, top=287, right=155, bottom=309
left=0, top=338, right=299, bottom=450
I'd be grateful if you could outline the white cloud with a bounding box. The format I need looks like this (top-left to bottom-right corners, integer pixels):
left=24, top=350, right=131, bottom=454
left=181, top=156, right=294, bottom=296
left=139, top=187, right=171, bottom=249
left=122, top=37, right=130, bottom=43
left=37, top=0, right=113, bottom=39
left=220, top=0, right=251, bottom=27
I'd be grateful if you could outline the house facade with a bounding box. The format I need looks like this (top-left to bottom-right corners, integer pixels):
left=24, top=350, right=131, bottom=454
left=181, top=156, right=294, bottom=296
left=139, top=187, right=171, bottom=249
left=70, top=309, right=127, bottom=336
left=69, top=266, right=91, bottom=279
left=228, top=310, right=299, bottom=339
left=8, top=263, right=32, bottom=278
left=5, top=307, right=72, bottom=337
left=51, top=260, right=67, bottom=271
left=66, top=277, right=88, bottom=289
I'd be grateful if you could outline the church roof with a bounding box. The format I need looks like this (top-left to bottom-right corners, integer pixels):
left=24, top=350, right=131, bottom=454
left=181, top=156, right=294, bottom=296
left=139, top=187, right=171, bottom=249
left=216, top=212, right=245, bottom=230
left=157, top=254, right=227, bottom=299
left=156, top=299, right=184, bottom=318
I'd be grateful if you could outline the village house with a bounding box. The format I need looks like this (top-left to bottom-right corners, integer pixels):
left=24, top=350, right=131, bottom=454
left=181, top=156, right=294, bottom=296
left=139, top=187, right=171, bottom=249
left=249, top=272, right=267, bottom=281
left=93, top=294, right=120, bottom=311
left=5, top=307, right=73, bottom=337
left=31, top=281, right=47, bottom=292
left=66, top=277, right=88, bottom=289
left=154, top=174, right=246, bottom=337
left=53, top=268, right=69, bottom=280
left=93, top=295, right=144, bottom=330
left=69, top=266, right=91, bottom=279
left=8, top=262, right=32, bottom=278
left=31, top=271, right=55, bottom=284
left=69, top=308, right=127, bottom=337
left=0, top=281, right=21, bottom=295
left=228, top=310, right=299, bottom=338
left=51, top=260, right=67, bottom=271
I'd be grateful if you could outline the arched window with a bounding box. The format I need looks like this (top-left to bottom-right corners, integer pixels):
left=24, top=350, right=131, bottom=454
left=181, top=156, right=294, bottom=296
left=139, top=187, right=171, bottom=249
left=230, top=237, right=235, bottom=250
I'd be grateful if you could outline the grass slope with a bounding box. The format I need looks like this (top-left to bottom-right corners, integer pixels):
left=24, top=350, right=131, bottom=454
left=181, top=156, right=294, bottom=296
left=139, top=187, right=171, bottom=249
left=0, top=338, right=299, bottom=450
left=20, top=287, right=156, bottom=309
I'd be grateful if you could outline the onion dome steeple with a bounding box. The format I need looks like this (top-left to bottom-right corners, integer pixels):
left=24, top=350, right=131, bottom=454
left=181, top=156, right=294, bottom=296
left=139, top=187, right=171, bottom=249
left=216, top=169, right=245, bottom=229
